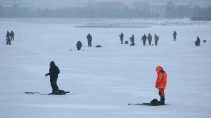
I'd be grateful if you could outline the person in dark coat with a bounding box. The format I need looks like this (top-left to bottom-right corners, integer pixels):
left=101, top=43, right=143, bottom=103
left=76, top=41, right=82, bottom=50
left=45, top=61, right=60, bottom=94
left=6, top=31, right=11, bottom=45
left=87, top=33, right=92, bottom=47
left=195, top=37, right=200, bottom=46
left=148, top=33, right=152, bottom=45
left=119, top=33, right=124, bottom=44
left=154, top=34, right=159, bottom=46
left=10, top=30, right=14, bottom=41
left=173, top=31, right=177, bottom=41
left=130, top=34, right=135, bottom=46
left=141, top=34, right=147, bottom=46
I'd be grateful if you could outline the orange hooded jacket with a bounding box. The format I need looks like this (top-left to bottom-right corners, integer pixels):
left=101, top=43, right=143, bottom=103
left=155, top=66, right=167, bottom=89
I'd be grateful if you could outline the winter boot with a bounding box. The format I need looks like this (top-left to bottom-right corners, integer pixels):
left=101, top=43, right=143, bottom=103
left=54, top=90, right=66, bottom=95
left=54, top=90, right=60, bottom=95
left=159, top=96, right=165, bottom=105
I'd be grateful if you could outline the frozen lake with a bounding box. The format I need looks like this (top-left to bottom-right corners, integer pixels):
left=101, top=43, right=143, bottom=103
left=0, top=18, right=211, bottom=118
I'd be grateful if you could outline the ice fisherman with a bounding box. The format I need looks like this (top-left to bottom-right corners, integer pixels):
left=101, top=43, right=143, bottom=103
left=45, top=61, right=60, bottom=94
left=155, top=66, right=167, bottom=105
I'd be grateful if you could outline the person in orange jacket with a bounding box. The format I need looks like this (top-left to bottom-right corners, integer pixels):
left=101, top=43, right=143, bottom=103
left=155, top=66, right=167, bottom=105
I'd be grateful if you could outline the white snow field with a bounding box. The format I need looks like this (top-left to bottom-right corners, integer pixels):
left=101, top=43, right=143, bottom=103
left=0, top=18, right=211, bottom=118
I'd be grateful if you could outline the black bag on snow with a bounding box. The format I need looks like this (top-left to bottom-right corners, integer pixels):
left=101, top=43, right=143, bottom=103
left=150, top=99, right=159, bottom=106
left=96, top=45, right=102, bottom=47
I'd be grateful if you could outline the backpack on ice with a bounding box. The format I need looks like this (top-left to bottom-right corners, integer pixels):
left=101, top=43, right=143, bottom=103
left=150, top=99, right=159, bottom=106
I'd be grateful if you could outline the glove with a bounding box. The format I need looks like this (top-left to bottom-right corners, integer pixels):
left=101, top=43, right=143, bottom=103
left=45, top=73, right=49, bottom=77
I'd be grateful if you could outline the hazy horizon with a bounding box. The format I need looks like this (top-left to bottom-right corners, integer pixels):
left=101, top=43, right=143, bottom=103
left=22, top=0, right=138, bottom=8
left=0, top=0, right=197, bottom=8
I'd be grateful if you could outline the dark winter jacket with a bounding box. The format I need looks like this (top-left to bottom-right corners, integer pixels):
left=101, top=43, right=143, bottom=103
left=119, top=33, right=124, bottom=40
left=173, top=31, right=177, bottom=36
left=11, top=31, right=14, bottom=37
left=76, top=41, right=82, bottom=50
left=130, top=34, right=135, bottom=44
left=142, top=34, right=147, bottom=41
left=47, top=61, right=60, bottom=78
left=195, top=37, right=200, bottom=46
left=87, top=34, right=92, bottom=42
left=130, top=35, right=134, bottom=42
left=148, top=34, right=152, bottom=41
left=155, top=34, right=159, bottom=41
left=6, top=31, right=10, bottom=39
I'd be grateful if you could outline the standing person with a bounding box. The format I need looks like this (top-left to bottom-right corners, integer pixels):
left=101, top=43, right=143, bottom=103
left=148, top=33, right=152, bottom=45
left=141, top=34, right=147, bottom=46
left=173, top=31, right=177, bottom=41
left=76, top=41, right=82, bottom=50
left=87, top=33, right=92, bottom=47
left=10, top=30, right=14, bottom=41
left=45, top=61, right=60, bottom=94
left=195, top=37, right=200, bottom=46
left=119, top=32, right=124, bottom=44
left=130, top=34, right=135, bottom=46
left=6, top=31, right=11, bottom=45
left=155, top=66, right=167, bottom=105
left=154, top=34, right=159, bottom=46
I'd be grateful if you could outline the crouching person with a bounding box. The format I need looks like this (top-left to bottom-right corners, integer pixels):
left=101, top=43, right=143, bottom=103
left=76, top=41, right=82, bottom=50
left=130, top=34, right=135, bottom=46
left=195, top=37, right=200, bottom=46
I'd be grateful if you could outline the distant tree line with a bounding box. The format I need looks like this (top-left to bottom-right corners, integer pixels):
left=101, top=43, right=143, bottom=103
left=0, top=1, right=211, bottom=18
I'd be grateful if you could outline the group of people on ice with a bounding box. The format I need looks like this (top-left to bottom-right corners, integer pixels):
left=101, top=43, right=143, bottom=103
left=120, top=32, right=164, bottom=46
left=76, top=33, right=92, bottom=50
left=119, top=30, right=202, bottom=47
left=140, top=33, right=159, bottom=46
left=119, top=32, right=160, bottom=46
left=6, top=31, right=15, bottom=45
left=44, top=29, right=202, bottom=104
left=40, top=28, right=202, bottom=105
left=75, top=30, right=201, bottom=51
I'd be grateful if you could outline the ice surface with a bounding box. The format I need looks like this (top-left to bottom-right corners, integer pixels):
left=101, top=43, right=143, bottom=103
left=0, top=18, right=211, bottom=118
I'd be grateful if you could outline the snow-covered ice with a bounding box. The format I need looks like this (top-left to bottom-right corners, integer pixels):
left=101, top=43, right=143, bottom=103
left=0, top=18, right=211, bottom=118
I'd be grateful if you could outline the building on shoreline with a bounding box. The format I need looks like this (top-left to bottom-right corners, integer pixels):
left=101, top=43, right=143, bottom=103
left=148, top=0, right=190, bottom=18
left=0, top=0, right=32, bottom=10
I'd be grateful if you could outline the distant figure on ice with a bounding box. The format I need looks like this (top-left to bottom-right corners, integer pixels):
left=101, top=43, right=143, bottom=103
left=154, top=34, right=159, bottom=46
left=155, top=66, right=167, bottom=105
left=119, top=32, right=124, bottom=44
left=195, top=37, right=200, bottom=46
left=141, top=34, right=147, bottom=46
left=10, top=30, right=14, bottom=41
left=87, top=33, right=92, bottom=47
left=130, top=34, right=135, bottom=46
left=45, top=61, right=60, bottom=94
left=76, top=41, right=82, bottom=50
left=6, top=31, right=11, bottom=45
left=148, top=33, right=152, bottom=45
left=173, top=31, right=177, bottom=41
